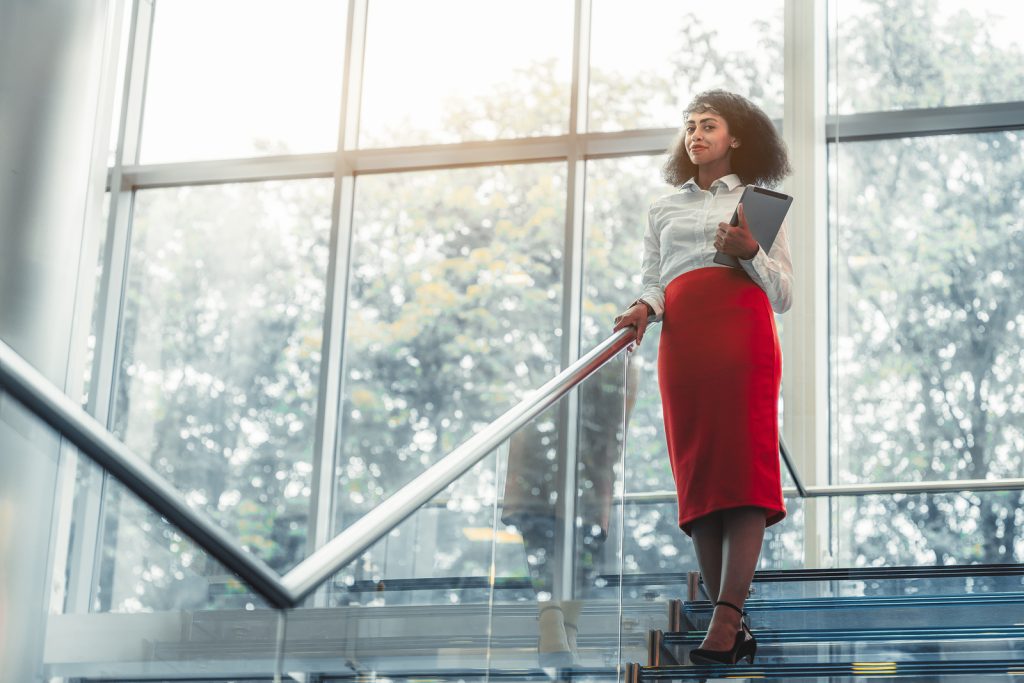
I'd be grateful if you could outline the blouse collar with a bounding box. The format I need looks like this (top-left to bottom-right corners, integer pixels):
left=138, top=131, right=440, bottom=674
left=680, top=173, right=743, bottom=193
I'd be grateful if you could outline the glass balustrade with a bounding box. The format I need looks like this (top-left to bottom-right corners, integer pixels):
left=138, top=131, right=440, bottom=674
left=0, top=388, right=288, bottom=681
left=272, top=356, right=631, bottom=681
left=6, top=337, right=1024, bottom=682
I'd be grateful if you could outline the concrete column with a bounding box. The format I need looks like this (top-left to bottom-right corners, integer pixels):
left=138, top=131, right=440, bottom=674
left=0, top=0, right=116, bottom=678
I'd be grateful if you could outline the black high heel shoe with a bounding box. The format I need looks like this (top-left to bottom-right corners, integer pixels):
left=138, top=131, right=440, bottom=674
left=688, top=600, right=757, bottom=665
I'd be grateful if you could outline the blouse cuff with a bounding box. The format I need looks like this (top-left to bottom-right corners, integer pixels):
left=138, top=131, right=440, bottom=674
left=636, top=295, right=664, bottom=321
left=739, top=246, right=769, bottom=284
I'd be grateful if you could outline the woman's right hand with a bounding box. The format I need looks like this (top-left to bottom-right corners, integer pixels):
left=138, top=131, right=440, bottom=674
left=613, top=302, right=652, bottom=347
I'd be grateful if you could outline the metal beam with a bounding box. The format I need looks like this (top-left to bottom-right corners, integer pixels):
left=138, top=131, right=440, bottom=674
left=111, top=129, right=680, bottom=189
left=826, top=101, right=1024, bottom=142
left=107, top=100, right=1024, bottom=191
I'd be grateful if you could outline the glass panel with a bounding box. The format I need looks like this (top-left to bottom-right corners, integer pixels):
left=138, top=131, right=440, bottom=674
left=334, top=163, right=566, bottom=536
left=111, top=179, right=333, bottom=580
left=833, top=491, right=1024, bottom=567
left=588, top=0, right=784, bottom=133
left=64, top=479, right=287, bottom=681
left=829, top=132, right=1024, bottom=485
left=0, top=393, right=64, bottom=680
left=490, top=359, right=629, bottom=674
left=322, top=454, right=503, bottom=609
left=278, top=359, right=628, bottom=680
left=831, top=0, right=1024, bottom=114
left=583, top=155, right=676, bottom=502
left=762, top=496, right=805, bottom=570
left=358, top=0, right=573, bottom=148
left=139, top=0, right=347, bottom=163
left=0, top=392, right=286, bottom=681
left=298, top=455, right=502, bottom=679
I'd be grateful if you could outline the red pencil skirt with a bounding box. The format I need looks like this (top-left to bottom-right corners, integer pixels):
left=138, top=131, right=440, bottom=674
left=657, top=267, right=786, bottom=536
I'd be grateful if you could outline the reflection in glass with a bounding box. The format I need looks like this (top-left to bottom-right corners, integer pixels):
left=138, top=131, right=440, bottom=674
left=359, top=0, right=573, bottom=147
left=489, top=358, right=629, bottom=671
left=109, top=179, right=332, bottom=593
left=583, top=155, right=673, bottom=503
left=335, top=164, right=566, bottom=537
left=831, top=0, right=1024, bottom=114
left=140, top=0, right=347, bottom=162
left=589, top=0, right=784, bottom=132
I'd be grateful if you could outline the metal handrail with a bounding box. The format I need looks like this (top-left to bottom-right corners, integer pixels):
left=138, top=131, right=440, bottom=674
left=779, top=433, right=807, bottom=497
left=620, top=477, right=1024, bottom=505
left=0, top=325, right=639, bottom=608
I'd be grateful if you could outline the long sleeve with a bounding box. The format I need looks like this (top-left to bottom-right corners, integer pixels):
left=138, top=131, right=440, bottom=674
left=638, top=205, right=666, bottom=319
left=739, top=219, right=794, bottom=313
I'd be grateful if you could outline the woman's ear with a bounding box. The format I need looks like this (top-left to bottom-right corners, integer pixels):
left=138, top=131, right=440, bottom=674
left=730, top=139, right=740, bottom=149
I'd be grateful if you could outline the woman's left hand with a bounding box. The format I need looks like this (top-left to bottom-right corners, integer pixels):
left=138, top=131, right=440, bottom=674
left=715, top=203, right=760, bottom=260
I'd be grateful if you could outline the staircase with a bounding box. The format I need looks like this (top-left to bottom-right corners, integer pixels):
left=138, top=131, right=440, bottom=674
left=630, top=563, right=1024, bottom=682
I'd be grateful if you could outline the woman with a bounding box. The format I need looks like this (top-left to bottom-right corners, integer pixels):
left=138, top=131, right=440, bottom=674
left=613, top=89, right=792, bottom=666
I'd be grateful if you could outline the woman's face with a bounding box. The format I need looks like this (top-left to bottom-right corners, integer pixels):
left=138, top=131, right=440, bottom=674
left=684, top=110, right=738, bottom=167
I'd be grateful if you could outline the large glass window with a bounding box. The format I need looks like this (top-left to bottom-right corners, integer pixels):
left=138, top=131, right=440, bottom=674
left=139, top=0, right=347, bottom=163
left=333, top=163, right=566, bottom=533
left=588, top=0, right=784, bottom=132
left=830, top=132, right=1024, bottom=488
left=828, top=0, right=1024, bottom=567
left=108, top=179, right=332, bottom=597
left=828, top=130, right=1024, bottom=566
left=831, top=0, right=1024, bottom=114
left=358, top=0, right=574, bottom=148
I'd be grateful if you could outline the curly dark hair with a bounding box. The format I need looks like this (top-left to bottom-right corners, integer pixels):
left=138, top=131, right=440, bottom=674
left=662, top=90, right=791, bottom=188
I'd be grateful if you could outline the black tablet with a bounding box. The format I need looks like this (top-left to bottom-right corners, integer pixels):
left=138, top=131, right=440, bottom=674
left=713, top=185, right=793, bottom=268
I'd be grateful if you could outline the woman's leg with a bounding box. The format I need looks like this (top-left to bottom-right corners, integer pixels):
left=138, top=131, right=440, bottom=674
left=699, top=507, right=766, bottom=650
left=689, top=512, right=724, bottom=603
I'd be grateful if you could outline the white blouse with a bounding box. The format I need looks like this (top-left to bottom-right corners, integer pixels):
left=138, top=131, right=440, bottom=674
left=637, top=173, right=793, bottom=318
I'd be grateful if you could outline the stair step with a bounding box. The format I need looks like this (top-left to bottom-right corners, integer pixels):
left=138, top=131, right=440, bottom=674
left=610, top=562, right=1024, bottom=587
left=665, top=623, right=1024, bottom=645
left=678, top=592, right=1024, bottom=631
left=634, top=657, right=1024, bottom=681
left=685, top=591, right=1024, bottom=613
